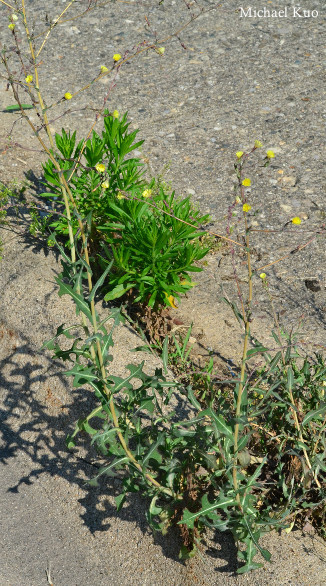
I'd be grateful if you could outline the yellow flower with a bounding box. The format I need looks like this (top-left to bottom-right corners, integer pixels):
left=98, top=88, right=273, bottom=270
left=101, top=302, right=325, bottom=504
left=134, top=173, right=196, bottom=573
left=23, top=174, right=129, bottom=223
left=113, top=53, right=122, bottom=62
left=180, top=279, right=196, bottom=287
left=157, top=47, right=165, bottom=55
left=142, top=189, right=152, bottom=198
left=117, top=192, right=125, bottom=200
left=8, top=23, right=15, bottom=30
left=243, top=203, right=252, bottom=213
left=100, top=65, right=108, bottom=73
left=259, top=273, right=266, bottom=279
left=112, top=110, right=119, bottom=119
left=266, top=150, right=275, bottom=158
left=292, top=216, right=301, bottom=225
left=25, top=75, right=33, bottom=84
left=101, top=180, right=110, bottom=189
left=236, top=151, right=244, bottom=159
left=242, top=178, right=251, bottom=187
left=164, top=293, right=177, bottom=308
left=64, top=92, right=72, bottom=100
left=254, top=140, right=263, bottom=148
left=95, top=163, right=106, bottom=173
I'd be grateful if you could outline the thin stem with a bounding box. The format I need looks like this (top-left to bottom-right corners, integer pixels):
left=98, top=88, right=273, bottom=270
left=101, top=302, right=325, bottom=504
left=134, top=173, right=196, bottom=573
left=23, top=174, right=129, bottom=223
left=36, top=1, right=75, bottom=58
left=232, top=215, right=252, bottom=508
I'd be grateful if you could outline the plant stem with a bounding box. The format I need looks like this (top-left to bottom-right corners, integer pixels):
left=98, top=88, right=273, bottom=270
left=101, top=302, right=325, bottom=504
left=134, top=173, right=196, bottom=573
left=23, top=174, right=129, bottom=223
left=16, top=3, right=172, bottom=498
left=232, top=216, right=252, bottom=508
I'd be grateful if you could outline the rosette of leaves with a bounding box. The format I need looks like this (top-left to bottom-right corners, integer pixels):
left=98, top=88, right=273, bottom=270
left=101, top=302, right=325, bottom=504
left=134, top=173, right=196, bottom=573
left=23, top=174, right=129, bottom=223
left=97, top=185, right=210, bottom=307
left=40, top=112, right=210, bottom=308
left=40, top=110, right=146, bottom=235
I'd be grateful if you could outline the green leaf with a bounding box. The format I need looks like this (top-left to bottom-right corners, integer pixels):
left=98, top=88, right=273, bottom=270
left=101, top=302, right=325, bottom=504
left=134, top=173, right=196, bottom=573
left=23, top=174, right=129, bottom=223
left=88, top=261, right=113, bottom=302
left=55, top=276, right=93, bottom=321
left=104, top=282, right=135, bottom=301
left=287, top=367, right=294, bottom=393
left=180, top=493, right=237, bottom=529
left=142, top=433, right=164, bottom=465
left=89, top=457, right=129, bottom=485
left=221, top=296, right=244, bottom=325
left=5, top=104, right=34, bottom=111
left=63, top=363, right=98, bottom=387
left=201, top=408, right=234, bottom=441
left=302, top=402, right=326, bottom=426
left=187, top=385, right=201, bottom=411
left=115, top=493, right=126, bottom=511
left=246, top=346, right=269, bottom=359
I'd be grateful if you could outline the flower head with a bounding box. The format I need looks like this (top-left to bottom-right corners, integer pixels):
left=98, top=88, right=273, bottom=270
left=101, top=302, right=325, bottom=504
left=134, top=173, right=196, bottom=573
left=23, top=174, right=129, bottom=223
left=236, top=151, right=244, bottom=159
left=117, top=192, right=125, bottom=200
left=25, top=75, right=33, bottom=84
left=101, top=180, right=110, bottom=189
left=266, top=150, right=275, bottom=158
left=112, top=110, right=119, bottom=119
left=242, top=178, right=251, bottom=187
left=259, top=273, right=267, bottom=280
left=292, top=216, right=301, bottom=225
left=142, top=189, right=152, bottom=198
left=254, top=140, right=263, bottom=148
left=157, top=47, right=165, bottom=55
left=11, top=14, right=19, bottom=21
left=164, top=293, right=177, bottom=309
left=100, top=65, right=108, bottom=73
left=8, top=23, right=15, bottom=30
left=64, top=92, right=72, bottom=100
left=113, top=53, right=122, bottom=62
left=95, top=163, right=106, bottom=173
left=243, top=203, right=252, bottom=213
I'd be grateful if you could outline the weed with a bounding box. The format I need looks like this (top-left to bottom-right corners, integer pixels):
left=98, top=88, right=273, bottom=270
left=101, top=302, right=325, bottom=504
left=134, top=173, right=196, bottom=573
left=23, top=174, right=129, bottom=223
left=1, top=1, right=325, bottom=575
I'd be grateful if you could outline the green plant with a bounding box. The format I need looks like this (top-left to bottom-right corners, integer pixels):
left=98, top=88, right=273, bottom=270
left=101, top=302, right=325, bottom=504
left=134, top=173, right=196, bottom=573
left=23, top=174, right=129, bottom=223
left=41, top=115, right=210, bottom=308
left=41, top=114, right=145, bottom=235
left=2, top=1, right=325, bottom=575
left=42, top=144, right=325, bottom=573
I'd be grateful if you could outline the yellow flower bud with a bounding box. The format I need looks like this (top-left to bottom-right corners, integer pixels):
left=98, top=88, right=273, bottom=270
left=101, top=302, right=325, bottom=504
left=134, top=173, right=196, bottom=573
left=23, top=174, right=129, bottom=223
left=142, top=189, right=152, bottom=198
left=64, top=92, right=72, bottom=100
left=95, top=163, right=106, bottom=173
left=157, top=47, right=165, bottom=55
left=8, top=23, right=15, bottom=30
left=113, top=54, right=122, bottom=62
left=101, top=181, right=110, bottom=189
left=25, top=75, right=33, bottom=84
left=12, top=14, right=19, bottom=21
left=235, top=196, right=241, bottom=204
left=100, top=65, right=108, bottom=73
left=242, top=178, right=251, bottom=187
left=266, top=150, right=275, bottom=158
left=112, top=110, right=119, bottom=119
left=254, top=140, right=262, bottom=148
left=117, top=192, right=125, bottom=200
left=236, top=151, right=244, bottom=159
left=243, top=203, right=252, bottom=213
left=292, top=217, right=301, bottom=225
left=259, top=273, right=266, bottom=279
